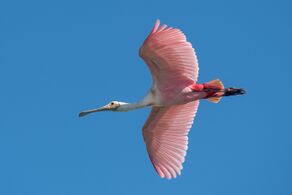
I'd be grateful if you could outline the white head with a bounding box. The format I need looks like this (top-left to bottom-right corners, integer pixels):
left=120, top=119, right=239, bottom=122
left=79, top=99, right=150, bottom=117
left=98, top=101, right=121, bottom=111
left=92, top=101, right=124, bottom=111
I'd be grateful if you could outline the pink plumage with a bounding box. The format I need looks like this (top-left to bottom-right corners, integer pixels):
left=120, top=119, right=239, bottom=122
left=79, top=19, right=245, bottom=179
left=142, top=101, right=199, bottom=179
left=140, top=20, right=198, bottom=88
left=140, top=20, right=200, bottom=178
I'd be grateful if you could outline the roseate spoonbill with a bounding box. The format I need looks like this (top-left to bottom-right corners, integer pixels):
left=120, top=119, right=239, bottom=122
left=79, top=20, right=245, bottom=179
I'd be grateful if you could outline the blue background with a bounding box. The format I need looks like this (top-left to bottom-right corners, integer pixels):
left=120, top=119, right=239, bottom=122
left=0, top=0, right=291, bottom=194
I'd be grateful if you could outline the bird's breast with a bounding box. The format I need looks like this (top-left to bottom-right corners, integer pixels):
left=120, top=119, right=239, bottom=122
left=151, top=85, right=203, bottom=106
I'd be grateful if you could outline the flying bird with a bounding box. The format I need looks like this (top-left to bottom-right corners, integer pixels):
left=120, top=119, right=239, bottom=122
left=79, top=20, right=245, bottom=179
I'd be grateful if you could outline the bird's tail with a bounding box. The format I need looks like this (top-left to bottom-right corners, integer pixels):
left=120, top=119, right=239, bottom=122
left=206, top=79, right=224, bottom=103
left=205, top=79, right=246, bottom=103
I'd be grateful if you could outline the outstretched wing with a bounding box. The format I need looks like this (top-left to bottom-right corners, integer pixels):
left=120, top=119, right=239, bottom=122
left=142, top=101, right=199, bottom=179
left=139, top=19, right=199, bottom=88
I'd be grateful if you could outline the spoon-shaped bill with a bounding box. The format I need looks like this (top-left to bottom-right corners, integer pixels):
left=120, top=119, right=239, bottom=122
left=79, top=105, right=110, bottom=117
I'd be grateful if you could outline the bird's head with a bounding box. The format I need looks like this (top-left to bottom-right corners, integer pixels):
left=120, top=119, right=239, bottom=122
left=95, top=101, right=121, bottom=112
left=79, top=101, right=123, bottom=117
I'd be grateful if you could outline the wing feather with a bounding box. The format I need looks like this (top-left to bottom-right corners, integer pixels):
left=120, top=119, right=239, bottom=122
left=142, top=101, right=199, bottom=179
left=139, top=20, right=199, bottom=88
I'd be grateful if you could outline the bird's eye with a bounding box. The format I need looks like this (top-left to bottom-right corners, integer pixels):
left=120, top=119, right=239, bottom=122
left=111, top=102, right=114, bottom=105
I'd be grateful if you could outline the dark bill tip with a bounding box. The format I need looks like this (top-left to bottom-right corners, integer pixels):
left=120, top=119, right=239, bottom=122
left=79, top=112, right=89, bottom=117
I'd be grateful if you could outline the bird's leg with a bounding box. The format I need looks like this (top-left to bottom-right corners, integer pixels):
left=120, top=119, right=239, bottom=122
left=203, top=87, right=245, bottom=99
left=222, top=88, right=246, bottom=96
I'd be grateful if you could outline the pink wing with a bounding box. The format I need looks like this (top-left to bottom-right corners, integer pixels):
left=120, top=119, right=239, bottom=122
left=142, top=101, right=199, bottom=179
left=140, top=20, right=200, bottom=178
left=139, top=19, right=199, bottom=88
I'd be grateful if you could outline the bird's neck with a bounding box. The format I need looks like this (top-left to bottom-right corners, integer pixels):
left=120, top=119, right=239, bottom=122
left=116, top=92, right=154, bottom=112
left=117, top=101, right=151, bottom=111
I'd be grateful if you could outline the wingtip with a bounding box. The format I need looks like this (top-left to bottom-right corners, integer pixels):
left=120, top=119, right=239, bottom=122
left=151, top=19, right=160, bottom=33
left=155, top=19, right=160, bottom=24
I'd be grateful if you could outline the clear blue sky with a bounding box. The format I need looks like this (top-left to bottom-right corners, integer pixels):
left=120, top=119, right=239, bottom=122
left=0, top=0, right=291, bottom=194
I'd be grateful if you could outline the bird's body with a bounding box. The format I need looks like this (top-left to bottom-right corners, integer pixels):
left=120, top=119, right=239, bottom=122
left=138, top=83, right=206, bottom=108
left=79, top=20, right=245, bottom=179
